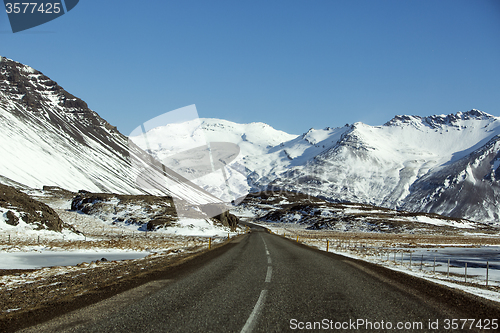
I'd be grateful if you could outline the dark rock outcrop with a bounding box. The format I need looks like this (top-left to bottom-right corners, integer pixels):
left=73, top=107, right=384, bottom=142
left=213, top=211, right=239, bottom=231
left=0, top=183, right=64, bottom=231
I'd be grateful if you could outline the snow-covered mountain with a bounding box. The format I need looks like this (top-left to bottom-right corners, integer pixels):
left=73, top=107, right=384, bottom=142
left=129, top=118, right=298, bottom=202
left=0, top=57, right=218, bottom=206
left=1, top=57, right=498, bottom=225
left=135, top=110, right=500, bottom=224
left=266, top=111, right=500, bottom=224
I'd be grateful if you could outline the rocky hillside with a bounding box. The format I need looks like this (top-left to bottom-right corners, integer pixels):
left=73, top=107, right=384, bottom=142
left=71, top=191, right=239, bottom=232
left=233, top=191, right=495, bottom=234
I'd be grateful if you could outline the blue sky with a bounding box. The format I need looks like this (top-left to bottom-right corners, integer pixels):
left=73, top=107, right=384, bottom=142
left=1, top=0, right=499, bottom=135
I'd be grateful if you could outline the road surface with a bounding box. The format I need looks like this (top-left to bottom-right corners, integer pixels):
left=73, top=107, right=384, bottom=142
left=19, top=223, right=500, bottom=332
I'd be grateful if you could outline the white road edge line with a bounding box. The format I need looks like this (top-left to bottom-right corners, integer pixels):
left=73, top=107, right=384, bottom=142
left=240, top=289, right=268, bottom=333
left=268, top=257, right=272, bottom=264
left=265, top=266, right=272, bottom=282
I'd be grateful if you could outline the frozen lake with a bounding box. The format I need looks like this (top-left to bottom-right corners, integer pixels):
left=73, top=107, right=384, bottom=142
left=410, top=247, right=500, bottom=269
left=378, top=246, right=500, bottom=285
left=0, top=251, right=151, bottom=269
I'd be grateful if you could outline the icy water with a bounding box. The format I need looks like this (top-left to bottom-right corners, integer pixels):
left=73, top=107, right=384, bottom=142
left=411, top=247, right=500, bottom=269
left=0, top=251, right=150, bottom=269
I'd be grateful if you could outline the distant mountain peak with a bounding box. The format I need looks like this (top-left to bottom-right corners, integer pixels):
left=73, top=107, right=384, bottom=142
left=384, top=109, right=496, bottom=129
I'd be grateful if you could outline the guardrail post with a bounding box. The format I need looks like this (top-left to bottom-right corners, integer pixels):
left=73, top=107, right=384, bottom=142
left=433, top=257, right=436, bottom=274
left=209, top=237, right=212, bottom=250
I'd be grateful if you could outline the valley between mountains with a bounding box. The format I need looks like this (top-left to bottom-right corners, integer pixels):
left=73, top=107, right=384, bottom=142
left=1, top=56, right=500, bottom=331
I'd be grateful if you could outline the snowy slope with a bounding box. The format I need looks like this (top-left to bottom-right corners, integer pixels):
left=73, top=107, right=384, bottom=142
left=129, top=118, right=355, bottom=201
left=0, top=57, right=217, bottom=205
left=129, top=118, right=298, bottom=201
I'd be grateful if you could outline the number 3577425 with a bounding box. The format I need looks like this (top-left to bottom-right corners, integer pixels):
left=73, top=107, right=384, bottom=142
left=5, top=3, right=61, bottom=14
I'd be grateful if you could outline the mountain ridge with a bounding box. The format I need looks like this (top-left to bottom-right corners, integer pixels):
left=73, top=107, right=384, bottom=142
left=1, top=56, right=499, bottom=224
left=132, top=109, right=500, bottom=224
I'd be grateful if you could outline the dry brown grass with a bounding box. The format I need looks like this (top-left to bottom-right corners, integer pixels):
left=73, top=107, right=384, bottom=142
left=277, top=229, right=500, bottom=248
left=0, top=233, right=224, bottom=252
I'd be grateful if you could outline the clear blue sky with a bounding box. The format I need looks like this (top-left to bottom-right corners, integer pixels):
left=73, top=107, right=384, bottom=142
left=1, top=0, right=499, bottom=135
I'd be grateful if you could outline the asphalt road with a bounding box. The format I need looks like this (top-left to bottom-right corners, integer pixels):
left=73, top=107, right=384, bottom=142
left=19, top=224, right=500, bottom=332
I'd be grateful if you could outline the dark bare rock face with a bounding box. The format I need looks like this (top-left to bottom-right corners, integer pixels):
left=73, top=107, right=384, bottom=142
left=0, top=183, right=64, bottom=231
left=199, top=203, right=240, bottom=231
left=213, top=211, right=239, bottom=231
left=0, top=57, right=122, bottom=151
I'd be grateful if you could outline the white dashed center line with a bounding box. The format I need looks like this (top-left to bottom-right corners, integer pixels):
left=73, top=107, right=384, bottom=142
left=240, top=289, right=268, bottom=333
left=265, top=266, right=272, bottom=283
left=242, top=233, right=274, bottom=333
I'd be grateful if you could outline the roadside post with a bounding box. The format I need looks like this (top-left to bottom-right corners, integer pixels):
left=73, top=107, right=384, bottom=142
left=486, top=261, right=489, bottom=287
left=447, top=259, right=450, bottom=278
